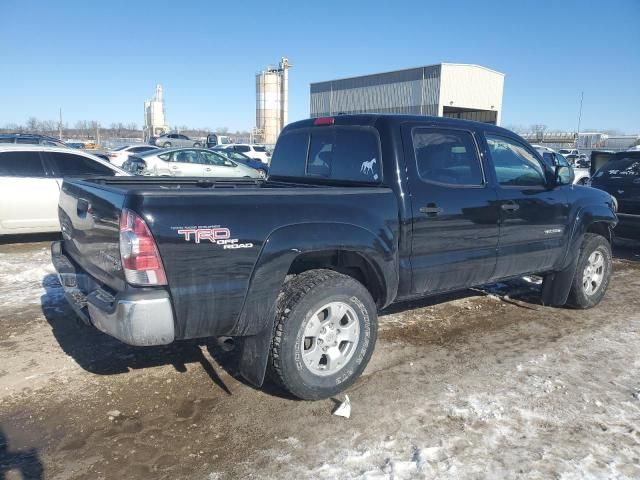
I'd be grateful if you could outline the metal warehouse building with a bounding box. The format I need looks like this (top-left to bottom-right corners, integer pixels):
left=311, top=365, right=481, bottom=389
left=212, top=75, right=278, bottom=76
left=310, top=63, right=504, bottom=125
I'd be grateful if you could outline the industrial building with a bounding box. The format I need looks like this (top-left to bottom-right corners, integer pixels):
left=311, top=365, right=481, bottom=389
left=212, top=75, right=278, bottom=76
left=310, top=63, right=504, bottom=125
left=255, top=58, right=291, bottom=145
left=143, top=84, right=168, bottom=141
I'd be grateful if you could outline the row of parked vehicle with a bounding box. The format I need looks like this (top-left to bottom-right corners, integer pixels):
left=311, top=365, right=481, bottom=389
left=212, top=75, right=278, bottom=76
left=0, top=132, right=272, bottom=235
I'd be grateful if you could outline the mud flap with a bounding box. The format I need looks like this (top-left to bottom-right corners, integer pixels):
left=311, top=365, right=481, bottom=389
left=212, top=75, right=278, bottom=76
left=238, top=325, right=274, bottom=387
left=541, top=251, right=580, bottom=307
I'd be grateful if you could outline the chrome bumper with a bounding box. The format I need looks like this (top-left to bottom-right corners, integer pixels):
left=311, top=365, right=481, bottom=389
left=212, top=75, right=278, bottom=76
left=51, top=241, right=175, bottom=346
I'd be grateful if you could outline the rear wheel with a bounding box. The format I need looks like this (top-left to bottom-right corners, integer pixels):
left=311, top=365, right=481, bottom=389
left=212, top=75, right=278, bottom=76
left=162, top=142, right=171, bottom=148
left=566, top=233, right=612, bottom=308
left=269, top=269, right=378, bottom=400
left=193, top=142, right=202, bottom=147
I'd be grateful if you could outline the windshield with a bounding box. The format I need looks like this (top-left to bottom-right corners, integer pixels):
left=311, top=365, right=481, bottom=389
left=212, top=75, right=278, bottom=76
left=113, top=145, right=129, bottom=151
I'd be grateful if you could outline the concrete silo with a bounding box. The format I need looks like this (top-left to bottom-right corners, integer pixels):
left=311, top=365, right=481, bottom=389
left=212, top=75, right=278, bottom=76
left=256, top=58, right=291, bottom=145
left=143, top=84, right=169, bottom=141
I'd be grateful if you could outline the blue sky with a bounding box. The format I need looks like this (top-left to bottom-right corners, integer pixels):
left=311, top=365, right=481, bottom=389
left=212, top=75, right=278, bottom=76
left=1, top=0, right=638, bottom=133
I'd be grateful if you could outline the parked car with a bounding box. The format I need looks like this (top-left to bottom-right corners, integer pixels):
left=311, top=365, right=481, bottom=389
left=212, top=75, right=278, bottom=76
left=150, top=133, right=202, bottom=148
left=0, top=144, right=128, bottom=235
left=66, top=142, right=86, bottom=149
left=211, top=147, right=268, bottom=176
left=205, top=133, right=232, bottom=148
left=105, top=144, right=160, bottom=167
left=590, top=150, right=640, bottom=238
left=559, top=148, right=579, bottom=156
left=122, top=148, right=262, bottom=178
left=533, top=147, right=590, bottom=185
left=218, top=144, right=270, bottom=164
left=0, top=133, right=67, bottom=147
left=52, top=114, right=617, bottom=401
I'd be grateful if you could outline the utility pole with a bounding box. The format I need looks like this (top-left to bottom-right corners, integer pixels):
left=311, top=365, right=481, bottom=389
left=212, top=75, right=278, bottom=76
left=576, top=91, right=584, bottom=148
left=58, top=108, right=63, bottom=140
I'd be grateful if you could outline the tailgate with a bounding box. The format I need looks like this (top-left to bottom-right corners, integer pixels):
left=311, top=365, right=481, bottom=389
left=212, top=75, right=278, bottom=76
left=58, top=179, right=127, bottom=291
left=591, top=158, right=640, bottom=215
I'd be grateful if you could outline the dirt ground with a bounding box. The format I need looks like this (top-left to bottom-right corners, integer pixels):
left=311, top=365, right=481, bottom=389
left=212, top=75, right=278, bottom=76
left=1, top=235, right=640, bottom=480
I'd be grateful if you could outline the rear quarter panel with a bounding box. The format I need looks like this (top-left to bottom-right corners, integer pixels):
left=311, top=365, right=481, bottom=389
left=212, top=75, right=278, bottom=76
left=135, top=187, right=399, bottom=339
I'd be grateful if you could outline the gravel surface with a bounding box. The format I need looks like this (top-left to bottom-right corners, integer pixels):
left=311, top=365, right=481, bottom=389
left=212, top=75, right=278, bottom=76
left=1, top=237, right=639, bottom=479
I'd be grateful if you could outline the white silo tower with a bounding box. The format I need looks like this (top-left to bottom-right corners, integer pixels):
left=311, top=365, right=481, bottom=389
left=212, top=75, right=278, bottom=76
left=255, top=58, right=291, bottom=145
left=143, top=84, right=169, bottom=141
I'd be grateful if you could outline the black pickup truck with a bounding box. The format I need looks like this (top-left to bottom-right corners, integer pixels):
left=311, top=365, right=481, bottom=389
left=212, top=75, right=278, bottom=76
left=52, top=115, right=617, bottom=400
left=590, top=149, right=640, bottom=239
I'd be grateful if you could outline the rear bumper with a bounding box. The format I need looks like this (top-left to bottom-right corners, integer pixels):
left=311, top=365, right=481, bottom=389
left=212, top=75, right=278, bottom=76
left=51, top=241, right=175, bottom=346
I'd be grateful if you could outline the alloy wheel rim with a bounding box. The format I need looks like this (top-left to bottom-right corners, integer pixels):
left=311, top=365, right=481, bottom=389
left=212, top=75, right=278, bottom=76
left=300, top=301, right=360, bottom=376
left=582, top=250, right=605, bottom=295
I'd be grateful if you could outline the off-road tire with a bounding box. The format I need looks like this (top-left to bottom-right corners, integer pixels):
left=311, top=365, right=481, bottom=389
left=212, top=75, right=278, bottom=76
left=566, top=233, right=612, bottom=309
left=268, top=269, right=378, bottom=400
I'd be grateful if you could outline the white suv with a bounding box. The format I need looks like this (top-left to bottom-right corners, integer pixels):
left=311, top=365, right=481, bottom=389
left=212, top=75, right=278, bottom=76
left=220, top=144, right=270, bottom=164
left=0, top=145, right=128, bottom=235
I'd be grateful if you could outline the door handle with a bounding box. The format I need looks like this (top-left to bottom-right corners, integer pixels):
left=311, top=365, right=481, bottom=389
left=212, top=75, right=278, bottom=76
left=501, top=202, right=520, bottom=212
left=420, top=205, right=443, bottom=216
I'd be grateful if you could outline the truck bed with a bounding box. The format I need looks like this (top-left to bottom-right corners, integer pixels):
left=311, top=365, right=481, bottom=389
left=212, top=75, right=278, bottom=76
left=58, top=175, right=400, bottom=340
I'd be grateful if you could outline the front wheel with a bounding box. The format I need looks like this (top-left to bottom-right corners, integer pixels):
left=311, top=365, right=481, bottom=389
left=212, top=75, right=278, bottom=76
left=566, top=233, right=612, bottom=308
left=162, top=142, right=172, bottom=148
left=269, top=269, right=378, bottom=400
left=193, top=142, right=202, bottom=147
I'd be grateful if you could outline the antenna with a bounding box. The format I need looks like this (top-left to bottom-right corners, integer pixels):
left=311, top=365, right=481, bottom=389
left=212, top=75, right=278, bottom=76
left=576, top=91, right=584, bottom=148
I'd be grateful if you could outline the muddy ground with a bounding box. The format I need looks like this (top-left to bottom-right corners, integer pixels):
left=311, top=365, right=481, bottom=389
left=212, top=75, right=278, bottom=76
left=1, top=236, right=639, bottom=479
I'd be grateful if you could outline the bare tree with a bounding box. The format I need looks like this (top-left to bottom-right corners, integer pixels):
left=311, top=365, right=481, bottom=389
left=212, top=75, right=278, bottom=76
left=26, top=117, right=39, bottom=132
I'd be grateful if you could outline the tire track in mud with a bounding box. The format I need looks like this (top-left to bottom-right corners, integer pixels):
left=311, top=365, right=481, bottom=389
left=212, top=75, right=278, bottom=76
left=1, top=241, right=640, bottom=479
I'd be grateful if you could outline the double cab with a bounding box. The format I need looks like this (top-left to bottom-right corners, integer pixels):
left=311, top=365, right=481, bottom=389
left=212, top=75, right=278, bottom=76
left=53, top=115, right=617, bottom=400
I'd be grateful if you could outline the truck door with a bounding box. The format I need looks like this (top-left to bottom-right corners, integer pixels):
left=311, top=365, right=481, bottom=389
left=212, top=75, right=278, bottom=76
left=481, top=133, right=569, bottom=279
left=402, top=125, right=500, bottom=294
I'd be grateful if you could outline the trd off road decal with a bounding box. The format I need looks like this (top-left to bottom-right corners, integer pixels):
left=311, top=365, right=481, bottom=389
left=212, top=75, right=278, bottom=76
left=172, top=225, right=253, bottom=249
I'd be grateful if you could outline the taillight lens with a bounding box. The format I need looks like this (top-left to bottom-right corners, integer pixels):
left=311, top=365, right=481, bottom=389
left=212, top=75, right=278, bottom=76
left=314, top=117, right=335, bottom=126
left=119, top=209, right=167, bottom=286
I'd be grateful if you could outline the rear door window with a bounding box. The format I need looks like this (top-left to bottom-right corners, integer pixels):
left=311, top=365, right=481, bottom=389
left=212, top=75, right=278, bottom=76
left=412, top=128, right=483, bottom=186
left=46, top=152, right=115, bottom=177
left=0, top=151, right=47, bottom=177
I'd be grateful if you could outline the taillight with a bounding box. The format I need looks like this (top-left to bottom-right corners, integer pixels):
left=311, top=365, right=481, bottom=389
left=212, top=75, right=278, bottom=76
left=313, top=117, right=334, bottom=126
left=119, top=209, right=167, bottom=286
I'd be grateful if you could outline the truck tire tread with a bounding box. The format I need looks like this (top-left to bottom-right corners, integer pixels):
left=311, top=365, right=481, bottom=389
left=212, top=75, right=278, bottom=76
left=268, top=269, right=377, bottom=400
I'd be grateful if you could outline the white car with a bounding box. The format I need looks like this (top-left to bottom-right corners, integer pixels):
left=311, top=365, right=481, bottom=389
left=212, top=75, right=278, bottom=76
left=105, top=144, right=160, bottom=167
left=122, top=148, right=263, bottom=178
left=0, top=145, right=128, bottom=235
left=534, top=146, right=590, bottom=185
left=558, top=148, right=579, bottom=156
left=219, top=144, right=270, bottom=164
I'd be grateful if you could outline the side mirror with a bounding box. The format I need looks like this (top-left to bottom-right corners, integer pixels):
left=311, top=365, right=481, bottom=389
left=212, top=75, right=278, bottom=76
left=555, top=165, right=574, bottom=186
